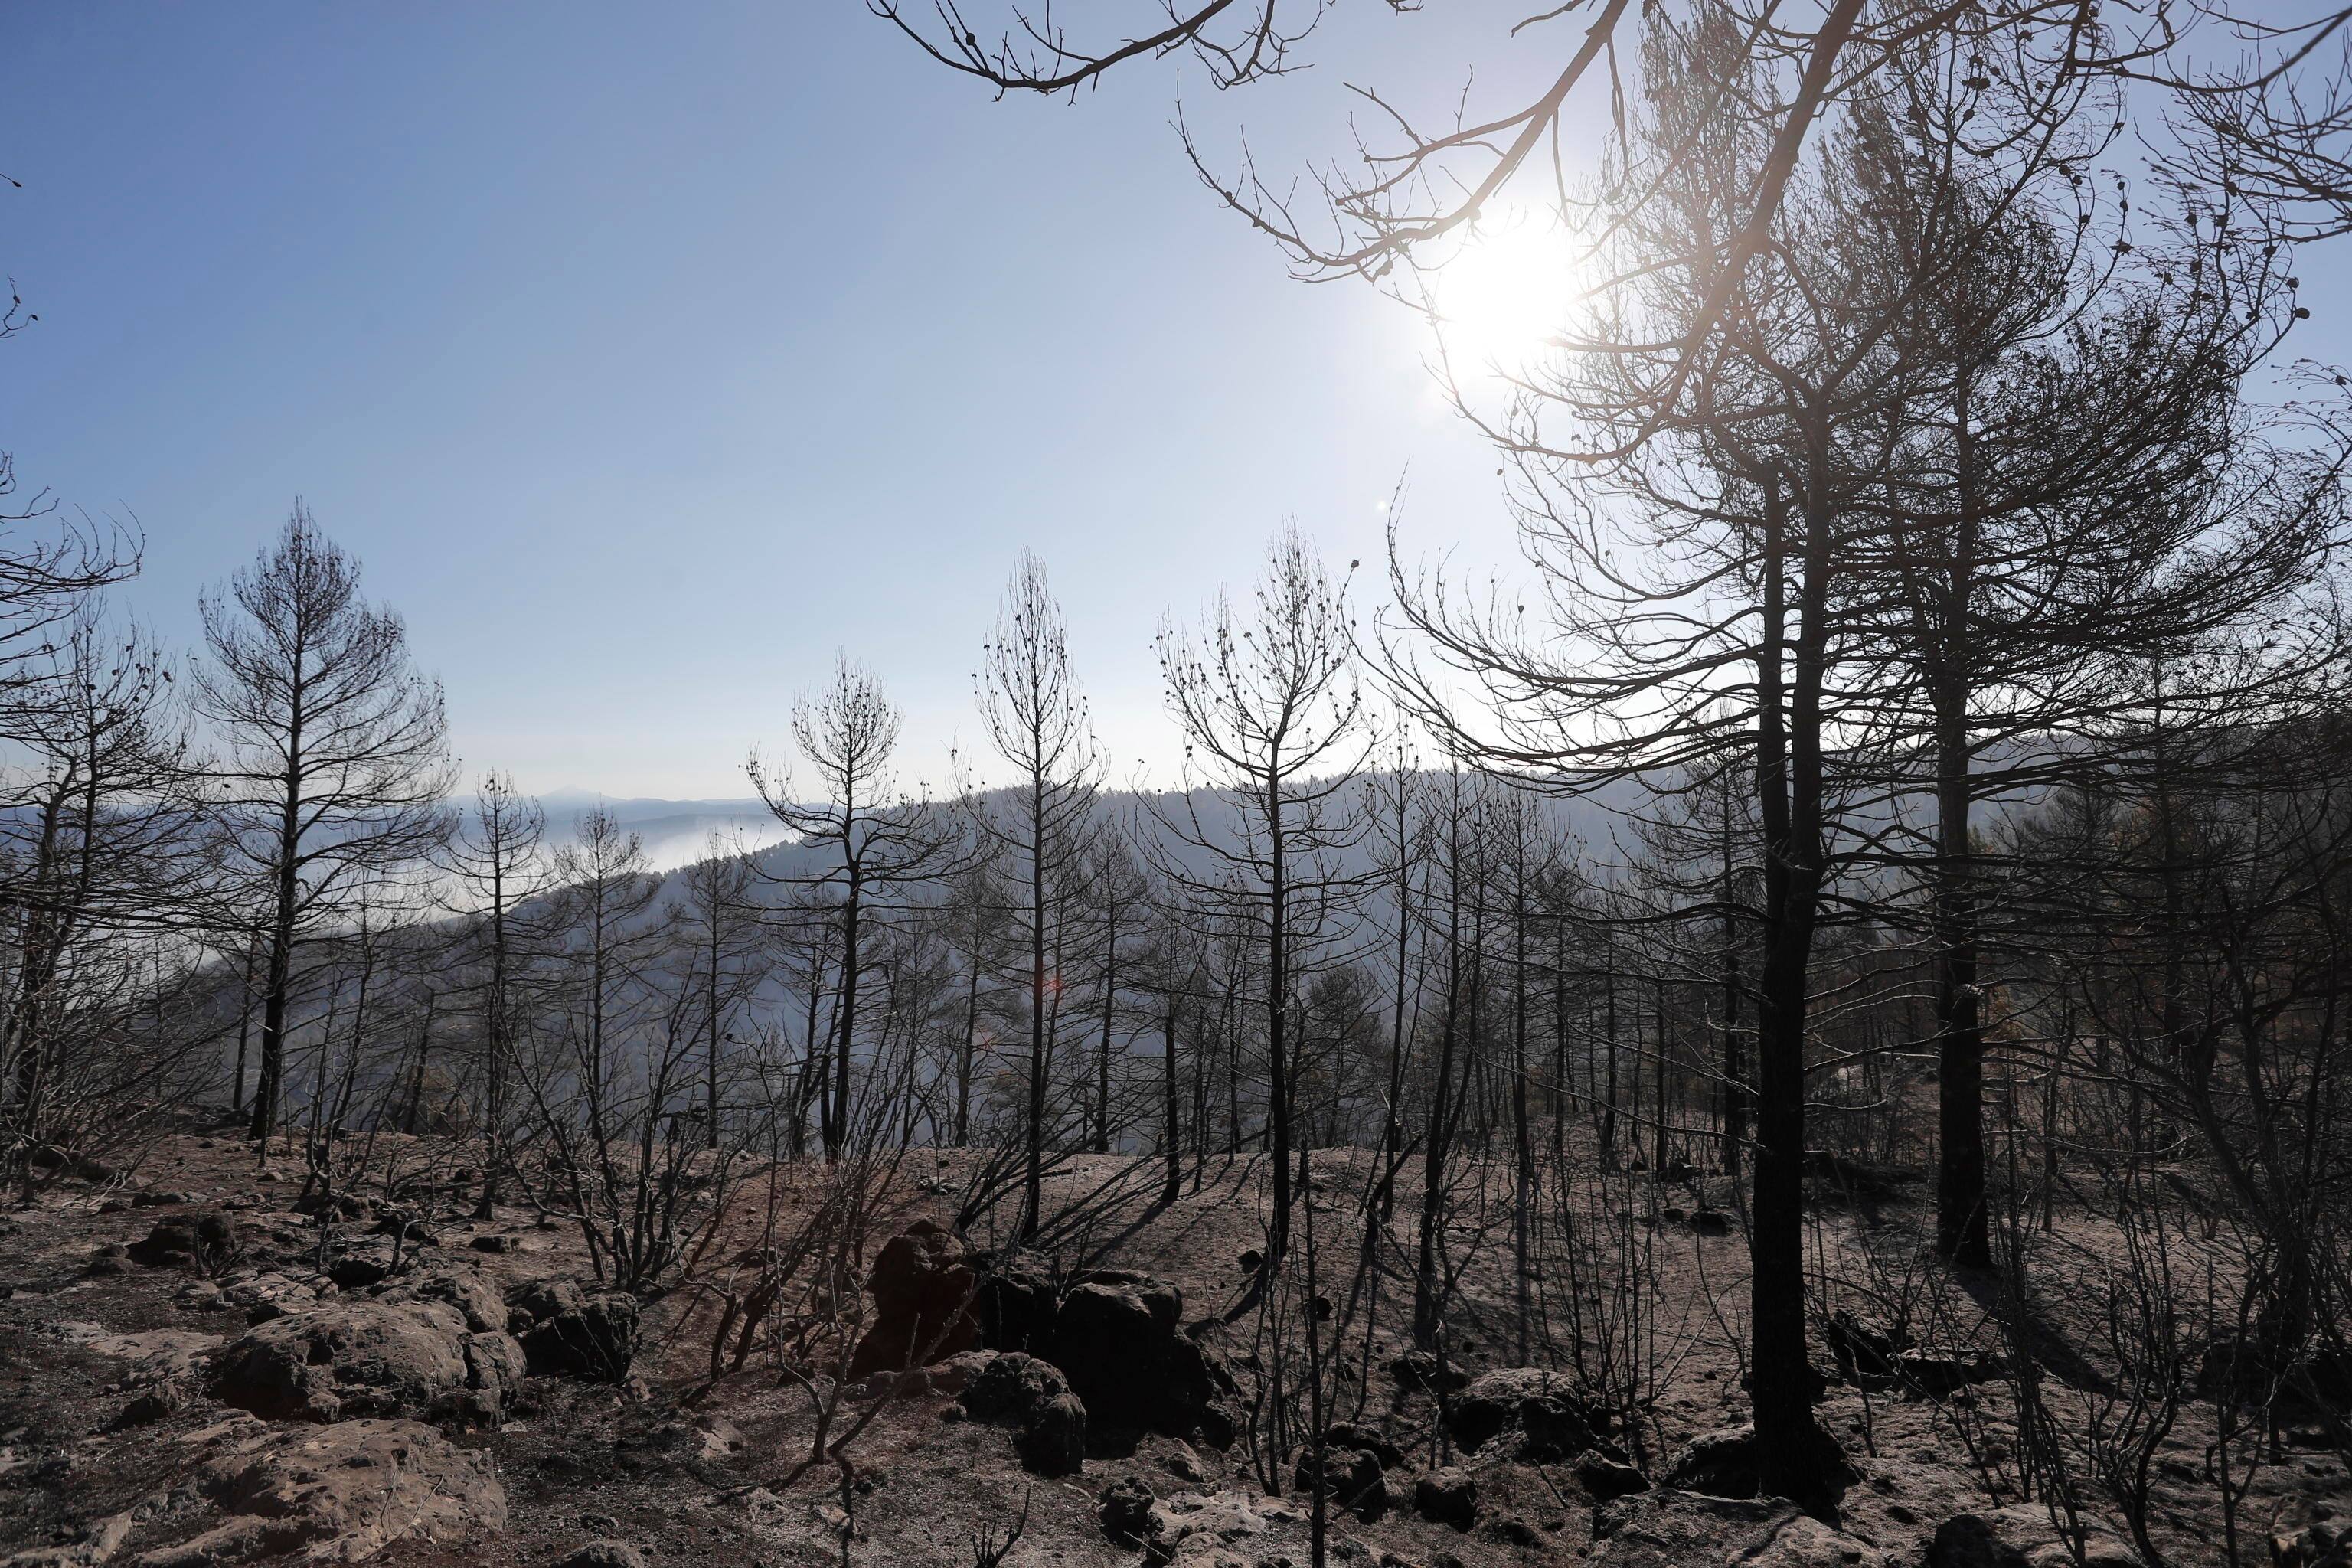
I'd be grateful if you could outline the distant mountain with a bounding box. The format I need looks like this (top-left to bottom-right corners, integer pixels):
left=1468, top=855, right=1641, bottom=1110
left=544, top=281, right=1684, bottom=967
left=535, top=791, right=783, bottom=871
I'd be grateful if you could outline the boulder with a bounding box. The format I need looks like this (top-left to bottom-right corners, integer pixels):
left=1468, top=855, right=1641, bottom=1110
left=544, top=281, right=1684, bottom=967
left=1099, top=1476, right=1158, bottom=1544
left=1827, top=1312, right=1903, bottom=1390
left=1413, top=1468, right=1478, bottom=1530
left=1446, top=1368, right=1599, bottom=1459
left=1661, top=1423, right=1760, bottom=1498
left=1944, top=1505, right=2142, bottom=1568
left=211, top=1298, right=517, bottom=1424
left=370, top=1260, right=508, bottom=1334
left=126, top=1212, right=242, bottom=1272
left=108, top=1380, right=195, bottom=1431
left=1323, top=1420, right=1403, bottom=1470
left=134, top=1418, right=504, bottom=1566
left=1388, top=1349, right=1469, bottom=1395
left=1576, top=1451, right=1651, bottom=1503
left=506, top=1278, right=638, bottom=1383
left=2274, top=1524, right=2352, bottom=1568
left=847, top=1221, right=978, bottom=1380
left=1140, top=1490, right=1292, bottom=1563
left=1591, top=1489, right=1887, bottom=1566
left=961, top=1351, right=1088, bottom=1477
left=1293, top=1446, right=1387, bottom=1521
left=970, top=1257, right=1237, bottom=1446
left=972, top=1253, right=1060, bottom=1356
left=1018, top=1392, right=1087, bottom=1478
left=1928, top=1515, right=2029, bottom=1568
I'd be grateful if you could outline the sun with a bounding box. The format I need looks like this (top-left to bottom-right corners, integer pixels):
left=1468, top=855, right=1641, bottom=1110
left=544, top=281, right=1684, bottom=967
left=1423, top=208, right=1591, bottom=376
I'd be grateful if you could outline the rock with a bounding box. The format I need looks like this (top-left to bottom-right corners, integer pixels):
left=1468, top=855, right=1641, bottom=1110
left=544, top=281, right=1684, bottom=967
left=108, top=1380, right=194, bottom=1431
left=2273, top=1524, right=2352, bottom=1568
left=1413, top=1468, right=1477, bottom=1530
left=126, top=1212, right=242, bottom=1272
left=1099, top=1475, right=1159, bottom=1544
left=1591, top=1489, right=1886, bottom=1566
left=211, top=1298, right=518, bottom=1423
left=326, top=1252, right=392, bottom=1291
left=555, top=1547, right=645, bottom=1568
left=1387, top=1350, right=1468, bottom=1395
left=506, top=1278, right=638, bottom=1383
left=1017, top=1391, right=1087, bottom=1477
left=1899, top=1346, right=2007, bottom=1398
left=371, top=1212, right=433, bottom=1245
left=1828, top=1311, right=1903, bottom=1390
left=896, top=1348, right=993, bottom=1397
left=1294, top=1446, right=1387, bottom=1521
left=133, top=1418, right=504, bottom=1566
left=1953, top=1505, right=2141, bottom=1568
left=1323, top=1422, right=1403, bottom=1470
left=1163, top=1440, right=1209, bottom=1484
left=962, top=1351, right=1087, bottom=1477
left=847, top=1220, right=978, bottom=1380
left=972, top=1253, right=1061, bottom=1355
left=1445, top=1368, right=1599, bottom=1459
left=1929, top=1515, right=2028, bottom=1567
left=1576, top=1452, right=1651, bottom=1502
left=176, top=1280, right=229, bottom=1314
left=1142, top=1490, right=1285, bottom=1562
left=371, top=1259, right=508, bottom=1334
left=1479, top=1514, right=1544, bottom=1547
left=292, top=1190, right=372, bottom=1220
left=1661, top=1423, right=1759, bottom=1498
left=971, top=1257, right=1238, bottom=1446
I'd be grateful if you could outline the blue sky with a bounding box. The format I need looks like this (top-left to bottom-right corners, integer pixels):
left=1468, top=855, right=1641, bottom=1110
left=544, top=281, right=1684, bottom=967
left=0, top=3, right=1572, bottom=798
left=10, top=6, right=2343, bottom=801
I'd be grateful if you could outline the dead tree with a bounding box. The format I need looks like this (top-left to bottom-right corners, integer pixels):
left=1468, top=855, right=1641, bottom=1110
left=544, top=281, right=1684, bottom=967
left=190, top=504, right=452, bottom=1142
left=753, top=655, right=957, bottom=1161
left=1150, top=528, right=1370, bottom=1265
left=959, top=551, right=1102, bottom=1236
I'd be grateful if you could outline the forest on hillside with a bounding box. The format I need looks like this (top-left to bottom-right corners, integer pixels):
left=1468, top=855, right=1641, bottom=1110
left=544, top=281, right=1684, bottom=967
left=12, top=2, right=2352, bottom=1565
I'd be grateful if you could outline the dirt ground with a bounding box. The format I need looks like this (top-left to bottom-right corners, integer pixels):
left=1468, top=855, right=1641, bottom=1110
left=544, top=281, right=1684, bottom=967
left=1, top=1124, right=2344, bottom=1567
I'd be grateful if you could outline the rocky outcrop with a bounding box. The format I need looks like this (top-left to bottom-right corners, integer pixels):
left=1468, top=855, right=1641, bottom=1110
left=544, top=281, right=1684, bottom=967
left=135, top=1417, right=505, bottom=1566
left=1098, top=1475, right=1158, bottom=1544
left=505, top=1278, right=639, bottom=1383
left=126, top=1213, right=242, bottom=1273
left=1576, top=1451, right=1651, bottom=1503
left=1291, top=1443, right=1387, bottom=1521
left=2272, top=1523, right=2352, bottom=1568
left=211, top=1298, right=516, bottom=1424
left=846, top=1220, right=978, bottom=1380
left=959, top=1351, right=1087, bottom=1476
left=1413, top=1467, right=1477, bottom=1530
left=969, top=1255, right=1238, bottom=1447
left=1661, top=1423, right=1761, bottom=1498
left=1928, top=1515, right=2030, bottom=1567
left=1445, top=1367, right=1601, bottom=1459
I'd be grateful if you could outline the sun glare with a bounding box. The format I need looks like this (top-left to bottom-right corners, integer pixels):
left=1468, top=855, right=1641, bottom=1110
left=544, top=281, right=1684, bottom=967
left=1426, top=211, right=1591, bottom=377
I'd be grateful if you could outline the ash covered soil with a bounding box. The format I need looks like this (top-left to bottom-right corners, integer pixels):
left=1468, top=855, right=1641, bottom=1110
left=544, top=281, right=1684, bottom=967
left=0, top=1128, right=2344, bottom=1568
